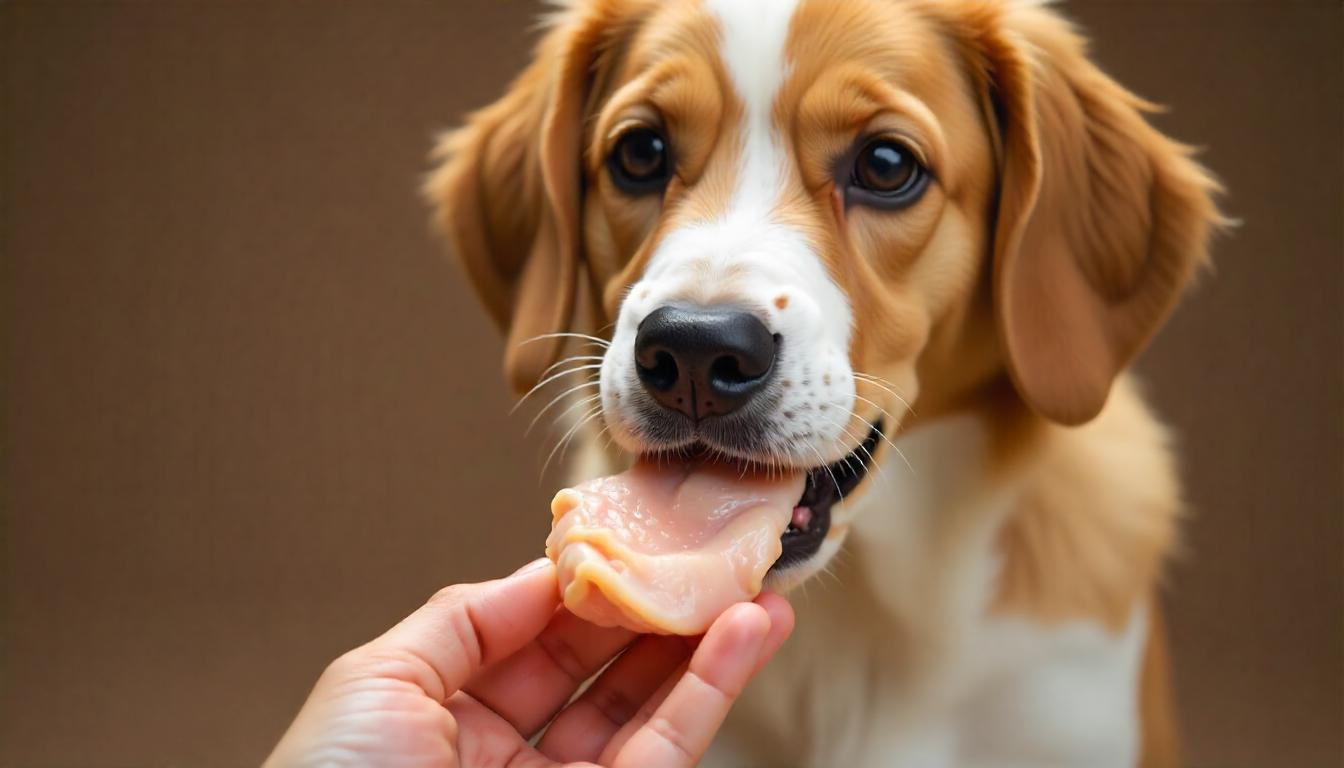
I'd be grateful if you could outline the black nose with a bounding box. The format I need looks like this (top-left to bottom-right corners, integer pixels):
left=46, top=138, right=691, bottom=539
left=634, top=305, right=778, bottom=421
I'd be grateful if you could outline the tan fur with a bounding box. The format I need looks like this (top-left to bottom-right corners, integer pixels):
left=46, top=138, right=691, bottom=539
left=990, top=378, right=1179, bottom=633
left=427, top=0, right=1224, bottom=762
left=424, top=0, right=663, bottom=394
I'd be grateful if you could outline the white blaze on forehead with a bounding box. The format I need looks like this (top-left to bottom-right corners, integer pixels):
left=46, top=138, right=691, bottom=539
left=706, top=0, right=801, bottom=218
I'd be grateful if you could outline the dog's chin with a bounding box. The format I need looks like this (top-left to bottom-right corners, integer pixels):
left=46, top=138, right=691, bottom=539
left=632, top=419, right=885, bottom=581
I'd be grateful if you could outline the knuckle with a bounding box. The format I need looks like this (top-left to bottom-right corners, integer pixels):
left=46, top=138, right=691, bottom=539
left=426, top=585, right=485, bottom=669
left=587, top=683, right=641, bottom=725
left=689, top=669, right=738, bottom=702
left=646, top=715, right=695, bottom=763
left=429, top=583, right=471, bottom=608
left=330, top=646, right=447, bottom=700
left=537, top=630, right=590, bottom=685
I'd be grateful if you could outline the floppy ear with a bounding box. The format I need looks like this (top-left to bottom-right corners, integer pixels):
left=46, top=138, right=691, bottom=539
left=966, top=4, right=1225, bottom=425
left=425, top=4, right=619, bottom=396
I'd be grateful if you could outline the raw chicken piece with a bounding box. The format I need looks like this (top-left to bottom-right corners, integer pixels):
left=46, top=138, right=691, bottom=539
left=546, top=459, right=804, bottom=635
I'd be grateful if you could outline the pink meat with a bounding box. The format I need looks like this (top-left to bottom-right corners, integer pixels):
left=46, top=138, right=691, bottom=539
left=546, top=459, right=804, bottom=635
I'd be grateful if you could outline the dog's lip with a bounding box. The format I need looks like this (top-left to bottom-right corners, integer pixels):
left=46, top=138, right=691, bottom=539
left=638, top=420, right=884, bottom=477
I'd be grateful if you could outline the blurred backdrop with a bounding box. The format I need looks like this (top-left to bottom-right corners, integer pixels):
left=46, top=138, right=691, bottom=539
left=3, top=1, right=1341, bottom=765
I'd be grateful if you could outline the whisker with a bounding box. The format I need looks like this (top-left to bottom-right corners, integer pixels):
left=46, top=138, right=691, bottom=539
left=820, top=411, right=889, bottom=486
left=853, top=375, right=913, bottom=414
left=597, top=424, right=617, bottom=456
left=541, top=405, right=604, bottom=480
left=843, top=413, right=914, bottom=476
left=843, top=403, right=903, bottom=458
left=802, top=439, right=843, bottom=499
left=850, top=392, right=907, bottom=433
left=838, top=400, right=915, bottom=476
left=517, top=331, right=610, bottom=348
left=818, top=559, right=843, bottom=590
left=828, top=414, right=889, bottom=487
left=525, top=383, right=601, bottom=435
left=890, top=444, right=915, bottom=475
left=557, top=406, right=606, bottom=468
left=846, top=396, right=916, bottom=477
left=851, top=369, right=903, bottom=392
left=511, top=364, right=603, bottom=412
left=534, top=355, right=605, bottom=382
left=823, top=419, right=884, bottom=486
left=826, top=431, right=885, bottom=500
left=827, top=542, right=849, bottom=572
left=530, top=391, right=602, bottom=437
left=853, top=373, right=915, bottom=416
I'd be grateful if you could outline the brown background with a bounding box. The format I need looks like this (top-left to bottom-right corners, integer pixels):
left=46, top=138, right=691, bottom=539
left=3, top=1, right=1340, bottom=766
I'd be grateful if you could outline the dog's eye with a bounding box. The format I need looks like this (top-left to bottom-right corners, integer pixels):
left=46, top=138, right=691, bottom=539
left=849, top=139, right=928, bottom=208
left=608, top=128, right=670, bottom=194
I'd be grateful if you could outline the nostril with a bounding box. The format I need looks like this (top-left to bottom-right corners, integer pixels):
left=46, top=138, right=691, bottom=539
left=709, top=355, right=754, bottom=386
left=637, top=349, right=680, bottom=392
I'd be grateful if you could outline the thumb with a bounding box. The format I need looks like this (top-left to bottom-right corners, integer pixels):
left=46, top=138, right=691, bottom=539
left=334, top=558, right=559, bottom=699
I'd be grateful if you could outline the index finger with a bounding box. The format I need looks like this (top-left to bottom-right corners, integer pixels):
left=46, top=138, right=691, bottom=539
left=340, top=558, right=560, bottom=700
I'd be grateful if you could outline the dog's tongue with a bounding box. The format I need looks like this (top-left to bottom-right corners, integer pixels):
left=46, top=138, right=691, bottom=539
left=546, top=458, right=804, bottom=635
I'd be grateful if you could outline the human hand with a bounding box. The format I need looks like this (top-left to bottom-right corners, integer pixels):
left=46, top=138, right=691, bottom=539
left=266, top=558, right=794, bottom=767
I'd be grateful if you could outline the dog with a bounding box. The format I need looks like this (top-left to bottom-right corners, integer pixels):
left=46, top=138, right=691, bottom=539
left=426, top=0, right=1223, bottom=764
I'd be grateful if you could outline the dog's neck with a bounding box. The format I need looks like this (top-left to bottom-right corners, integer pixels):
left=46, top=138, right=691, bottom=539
left=840, top=405, right=1026, bottom=670
left=837, top=374, right=1174, bottom=656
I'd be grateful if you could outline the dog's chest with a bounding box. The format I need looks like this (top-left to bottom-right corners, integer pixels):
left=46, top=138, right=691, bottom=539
left=710, top=414, right=1146, bottom=767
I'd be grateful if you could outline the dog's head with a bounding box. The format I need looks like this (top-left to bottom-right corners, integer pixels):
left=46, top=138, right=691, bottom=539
left=427, top=0, right=1221, bottom=586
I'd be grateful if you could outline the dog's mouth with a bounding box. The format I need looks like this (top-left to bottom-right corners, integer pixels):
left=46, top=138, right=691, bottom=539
left=774, top=420, right=883, bottom=570
left=641, top=420, right=884, bottom=573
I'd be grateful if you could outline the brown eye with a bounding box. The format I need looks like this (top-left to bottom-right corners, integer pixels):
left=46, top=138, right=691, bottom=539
left=849, top=139, right=928, bottom=208
left=608, top=128, right=670, bottom=194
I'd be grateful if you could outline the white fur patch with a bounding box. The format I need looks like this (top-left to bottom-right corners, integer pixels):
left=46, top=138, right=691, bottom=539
left=707, top=0, right=798, bottom=221
left=962, top=610, right=1146, bottom=767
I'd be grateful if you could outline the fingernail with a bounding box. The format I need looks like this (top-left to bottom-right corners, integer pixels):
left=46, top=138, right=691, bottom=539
left=510, top=557, right=551, bottom=577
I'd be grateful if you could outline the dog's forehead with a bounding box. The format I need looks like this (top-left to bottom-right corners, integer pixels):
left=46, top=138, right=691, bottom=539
left=702, top=0, right=800, bottom=225
left=706, top=0, right=798, bottom=118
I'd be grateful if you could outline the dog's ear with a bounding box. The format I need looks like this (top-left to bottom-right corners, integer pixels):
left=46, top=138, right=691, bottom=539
left=961, top=3, right=1225, bottom=425
left=425, top=4, right=629, bottom=395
